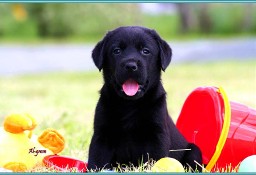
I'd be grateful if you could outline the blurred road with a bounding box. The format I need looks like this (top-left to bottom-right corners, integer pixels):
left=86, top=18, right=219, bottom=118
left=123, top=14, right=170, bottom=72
left=0, top=38, right=255, bottom=76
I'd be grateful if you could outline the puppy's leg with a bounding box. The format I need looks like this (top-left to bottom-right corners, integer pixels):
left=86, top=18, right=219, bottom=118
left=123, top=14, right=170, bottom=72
left=181, top=143, right=202, bottom=172
left=87, top=135, right=113, bottom=171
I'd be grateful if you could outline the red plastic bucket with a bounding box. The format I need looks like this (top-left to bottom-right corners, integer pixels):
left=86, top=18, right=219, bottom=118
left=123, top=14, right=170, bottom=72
left=43, top=155, right=87, bottom=172
left=176, top=86, right=256, bottom=172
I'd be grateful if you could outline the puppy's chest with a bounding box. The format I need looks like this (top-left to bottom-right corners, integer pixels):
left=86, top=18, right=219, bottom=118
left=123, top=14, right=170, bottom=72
left=104, top=109, right=160, bottom=147
left=108, top=118, right=154, bottom=140
left=101, top=101, right=162, bottom=143
left=108, top=106, right=154, bottom=132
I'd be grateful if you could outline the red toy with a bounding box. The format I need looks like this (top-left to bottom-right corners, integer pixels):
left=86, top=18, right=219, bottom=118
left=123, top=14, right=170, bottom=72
left=176, top=86, right=256, bottom=172
left=43, top=155, right=87, bottom=172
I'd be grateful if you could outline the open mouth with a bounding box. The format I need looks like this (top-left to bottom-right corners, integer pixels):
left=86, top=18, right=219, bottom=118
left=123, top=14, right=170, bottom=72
left=122, top=79, right=139, bottom=96
left=121, top=79, right=148, bottom=97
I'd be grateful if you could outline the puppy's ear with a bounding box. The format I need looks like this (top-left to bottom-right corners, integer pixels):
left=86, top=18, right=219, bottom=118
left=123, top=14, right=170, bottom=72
left=150, top=30, right=172, bottom=71
left=92, top=39, right=105, bottom=71
left=158, top=38, right=172, bottom=71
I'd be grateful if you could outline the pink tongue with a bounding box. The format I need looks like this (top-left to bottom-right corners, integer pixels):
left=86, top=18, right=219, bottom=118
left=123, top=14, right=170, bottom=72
left=122, top=79, right=139, bottom=96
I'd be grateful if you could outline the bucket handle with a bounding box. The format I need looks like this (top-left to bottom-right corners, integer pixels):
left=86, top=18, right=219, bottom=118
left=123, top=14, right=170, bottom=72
left=205, top=87, right=231, bottom=172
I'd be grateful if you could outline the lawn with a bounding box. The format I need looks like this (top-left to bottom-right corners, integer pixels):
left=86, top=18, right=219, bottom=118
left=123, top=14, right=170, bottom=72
left=0, top=60, right=255, bottom=164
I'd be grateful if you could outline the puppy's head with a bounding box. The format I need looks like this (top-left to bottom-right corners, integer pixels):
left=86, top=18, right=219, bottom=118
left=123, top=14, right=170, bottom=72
left=92, top=26, right=172, bottom=100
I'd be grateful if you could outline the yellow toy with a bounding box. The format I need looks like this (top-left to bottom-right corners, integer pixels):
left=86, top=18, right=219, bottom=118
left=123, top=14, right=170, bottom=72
left=0, top=113, right=65, bottom=172
left=151, top=157, right=185, bottom=172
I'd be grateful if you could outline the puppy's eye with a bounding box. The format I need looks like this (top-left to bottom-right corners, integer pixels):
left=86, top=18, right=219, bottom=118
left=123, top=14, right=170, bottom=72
left=113, top=48, right=121, bottom=55
left=141, top=48, right=150, bottom=55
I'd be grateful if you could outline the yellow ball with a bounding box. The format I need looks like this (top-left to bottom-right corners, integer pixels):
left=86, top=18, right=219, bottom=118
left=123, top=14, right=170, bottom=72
left=151, top=157, right=184, bottom=172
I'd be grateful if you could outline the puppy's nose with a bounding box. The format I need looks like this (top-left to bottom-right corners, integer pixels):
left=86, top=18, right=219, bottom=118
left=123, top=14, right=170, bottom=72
left=125, top=62, right=138, bottom=72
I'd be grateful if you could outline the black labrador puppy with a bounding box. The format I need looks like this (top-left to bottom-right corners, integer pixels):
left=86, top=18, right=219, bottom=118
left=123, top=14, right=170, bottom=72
left=87, top=26, right=202, bottom=171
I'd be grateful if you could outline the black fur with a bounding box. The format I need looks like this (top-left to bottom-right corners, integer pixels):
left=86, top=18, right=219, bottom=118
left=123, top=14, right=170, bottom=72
left=88, top=26, right=202, bottom=171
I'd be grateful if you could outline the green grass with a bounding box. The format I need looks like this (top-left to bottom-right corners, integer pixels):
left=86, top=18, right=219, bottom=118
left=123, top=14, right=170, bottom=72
left=0, top=60, right=255, bottom=164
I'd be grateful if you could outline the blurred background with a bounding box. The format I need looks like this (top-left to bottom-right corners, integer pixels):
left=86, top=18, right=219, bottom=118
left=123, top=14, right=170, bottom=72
left=0, top=3, right=255, bottom=160
left=0, top=3, right=256, bottom=75
left=1, top=3, right=256, bottom=41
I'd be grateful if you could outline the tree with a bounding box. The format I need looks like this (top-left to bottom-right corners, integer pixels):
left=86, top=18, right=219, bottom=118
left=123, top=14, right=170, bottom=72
left=197, top=4, right=212, bottom=33
left=176, top=4, right=197, bottom=33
